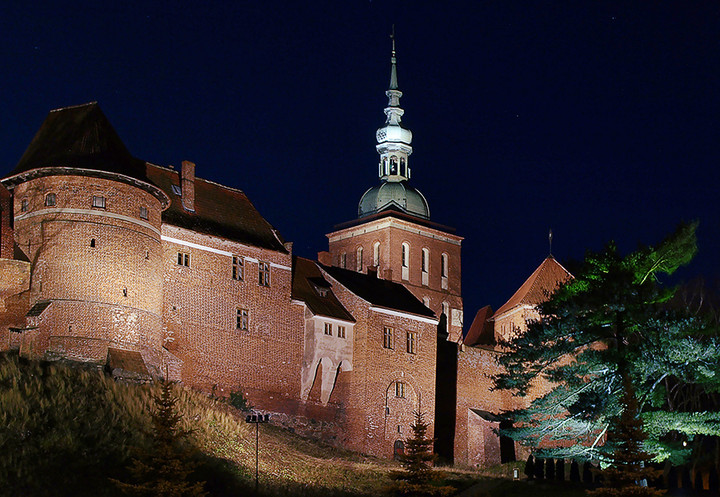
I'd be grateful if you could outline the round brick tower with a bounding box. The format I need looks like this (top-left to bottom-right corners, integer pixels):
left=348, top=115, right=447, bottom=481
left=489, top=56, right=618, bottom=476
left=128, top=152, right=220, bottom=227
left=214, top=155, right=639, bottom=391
left=2, top=103, right=170, bottom=374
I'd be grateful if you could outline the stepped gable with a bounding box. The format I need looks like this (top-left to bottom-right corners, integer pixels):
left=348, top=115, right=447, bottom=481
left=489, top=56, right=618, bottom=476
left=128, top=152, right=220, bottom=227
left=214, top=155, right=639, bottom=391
left=321, top=264, right=435, bottom=319
left=463, top=305, right=494, bottom=346
left=8, top=102, right=149, bottom=183
left=494, top=255, right=572, bottom=317
left=146, top=163, right=288, bottom=252
left=292, top=256, right=355, bottom=322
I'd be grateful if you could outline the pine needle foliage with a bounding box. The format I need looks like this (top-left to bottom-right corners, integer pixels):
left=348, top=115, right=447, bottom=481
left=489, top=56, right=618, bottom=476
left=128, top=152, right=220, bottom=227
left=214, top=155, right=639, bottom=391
left=493, top=222, right=720, bottom=462
left=112, top=379, right=208, bottom=496
left=386, top=412, right=454, bottom=497
left=587, top=377, right=664, bottom=497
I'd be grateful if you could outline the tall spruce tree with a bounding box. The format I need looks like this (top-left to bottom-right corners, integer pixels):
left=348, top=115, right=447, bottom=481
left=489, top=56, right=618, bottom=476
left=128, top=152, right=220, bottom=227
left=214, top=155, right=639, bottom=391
left=493, top=222, right=720, bottom=463
left=113, top=379, right=207, bottom=497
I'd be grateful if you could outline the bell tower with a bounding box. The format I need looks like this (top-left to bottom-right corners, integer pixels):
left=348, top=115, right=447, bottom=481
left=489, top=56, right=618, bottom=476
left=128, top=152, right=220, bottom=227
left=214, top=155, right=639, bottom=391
left=325, top=38, right=463, bottom=342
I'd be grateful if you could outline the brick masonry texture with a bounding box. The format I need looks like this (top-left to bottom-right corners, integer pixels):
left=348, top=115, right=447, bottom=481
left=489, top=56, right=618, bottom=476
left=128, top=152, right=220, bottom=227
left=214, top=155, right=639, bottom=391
left=0, top=113, right=566, bottom=464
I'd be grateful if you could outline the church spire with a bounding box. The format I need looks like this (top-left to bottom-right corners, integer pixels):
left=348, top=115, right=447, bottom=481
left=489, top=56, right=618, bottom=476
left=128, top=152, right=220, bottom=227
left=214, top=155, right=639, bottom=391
left=376, top=30, right=413, bottom=182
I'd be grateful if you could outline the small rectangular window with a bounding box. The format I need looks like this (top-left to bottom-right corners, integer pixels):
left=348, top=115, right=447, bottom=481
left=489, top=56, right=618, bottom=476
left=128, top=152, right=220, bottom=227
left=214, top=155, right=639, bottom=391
left=258, top=262, right=270, bottom=287
left=92, top=195, right=106, bottom=209
left=383, top=327, right=394, bottom=349
left=406, top=332, right=416, bottom=354
left=324, top=323, right=332, bottom=336
left=45, top=193, right=56, bottom=207
left=177, top=252, right=190, bottom=267
left=395, top=381, right=405, bottom=398
left=232, top=256, right=244, bottom=281
left=236, top=308, right=249, bottom=331
left=337, top=326, right=346, bottom=339
left=139, top=206, right=148, bottom=220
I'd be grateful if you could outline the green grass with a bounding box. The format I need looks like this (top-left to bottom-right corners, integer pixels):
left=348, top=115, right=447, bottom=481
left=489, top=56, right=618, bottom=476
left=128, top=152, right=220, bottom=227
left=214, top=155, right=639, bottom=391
left=1, top=351, right=595, bottom=496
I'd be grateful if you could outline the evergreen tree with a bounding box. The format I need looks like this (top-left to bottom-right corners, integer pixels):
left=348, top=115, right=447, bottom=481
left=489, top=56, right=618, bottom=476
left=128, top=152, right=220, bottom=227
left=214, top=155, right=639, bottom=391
left=113, top=379, right=207, bottom=497
left=493, top=222, right=720, bottom=462
left=386, top=412, right=454, bottom=497
left=587, top=377, right=663, bottom=497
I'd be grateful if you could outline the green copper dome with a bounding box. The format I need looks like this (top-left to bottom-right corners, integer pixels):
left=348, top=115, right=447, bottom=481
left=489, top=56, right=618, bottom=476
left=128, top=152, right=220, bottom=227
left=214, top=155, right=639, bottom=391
left=358, top=181, right=430, bottom=219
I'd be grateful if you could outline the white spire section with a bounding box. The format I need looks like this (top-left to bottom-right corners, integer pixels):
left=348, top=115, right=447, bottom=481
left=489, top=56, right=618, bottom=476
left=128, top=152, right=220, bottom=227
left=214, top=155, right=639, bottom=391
left=376, top=32, right=413, bottom=183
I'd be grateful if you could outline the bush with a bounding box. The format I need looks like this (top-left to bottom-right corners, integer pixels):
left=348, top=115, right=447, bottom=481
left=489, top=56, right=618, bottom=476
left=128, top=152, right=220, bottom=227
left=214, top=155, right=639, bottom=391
left=228, top=388, right=252, bottom=412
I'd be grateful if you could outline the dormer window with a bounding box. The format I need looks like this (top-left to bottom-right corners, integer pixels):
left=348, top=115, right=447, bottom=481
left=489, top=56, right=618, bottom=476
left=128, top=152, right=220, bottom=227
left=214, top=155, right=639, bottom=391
left=44, top=193, right=56, bottom=207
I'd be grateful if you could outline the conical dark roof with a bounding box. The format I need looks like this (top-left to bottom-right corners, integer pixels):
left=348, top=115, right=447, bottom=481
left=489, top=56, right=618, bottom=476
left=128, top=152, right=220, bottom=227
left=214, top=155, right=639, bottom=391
left=8, top=102, right=148, bottom=182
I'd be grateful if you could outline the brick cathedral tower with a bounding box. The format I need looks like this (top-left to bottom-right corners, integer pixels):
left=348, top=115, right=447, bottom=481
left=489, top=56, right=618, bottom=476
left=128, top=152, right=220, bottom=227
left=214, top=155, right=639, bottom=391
left=324, top=38, right=463, bottom=462
left=325, top=39, right=463, bottom=341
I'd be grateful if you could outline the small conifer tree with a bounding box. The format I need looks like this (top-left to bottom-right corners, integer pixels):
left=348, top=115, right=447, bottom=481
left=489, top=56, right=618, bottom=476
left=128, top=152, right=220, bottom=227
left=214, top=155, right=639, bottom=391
left=386, top=411, right=453, bottom=497
left=113, top=379, right=207, bottom=497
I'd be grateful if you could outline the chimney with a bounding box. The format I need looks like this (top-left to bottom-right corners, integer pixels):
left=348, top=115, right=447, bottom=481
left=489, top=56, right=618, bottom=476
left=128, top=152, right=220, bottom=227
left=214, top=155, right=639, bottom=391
left=181, top=160, right=195, bottom=212
left=317, top=251, right=332, bottom=266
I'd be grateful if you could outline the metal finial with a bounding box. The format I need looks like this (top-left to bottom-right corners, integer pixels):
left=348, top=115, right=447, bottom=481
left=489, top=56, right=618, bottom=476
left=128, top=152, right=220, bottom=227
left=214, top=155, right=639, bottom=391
left=548, top=229, right=553, bottom=256
left=390, top=24, right=396, bottom=54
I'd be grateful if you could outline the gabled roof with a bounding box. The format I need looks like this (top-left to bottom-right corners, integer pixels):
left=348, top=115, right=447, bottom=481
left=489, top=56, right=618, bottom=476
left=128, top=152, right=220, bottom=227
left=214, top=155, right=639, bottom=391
left=292, top=257, right=355, bottom=322
left=321, top=264, right=436, bottom=319
left=146, top=164, right=287, bottom=252
left=8, top=103, right=149, bottom=183
left=463, top=305, right=494, bottom=346
left=494, top=256, right=572, bottom=317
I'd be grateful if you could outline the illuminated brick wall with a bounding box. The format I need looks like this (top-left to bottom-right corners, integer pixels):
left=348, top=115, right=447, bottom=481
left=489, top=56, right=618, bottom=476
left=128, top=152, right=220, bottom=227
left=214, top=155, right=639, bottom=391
left=10, top=174, right=166, bottom=370
left=327, top=215, right=464, bottom=341
left=160, top=223, right=306, bottom=413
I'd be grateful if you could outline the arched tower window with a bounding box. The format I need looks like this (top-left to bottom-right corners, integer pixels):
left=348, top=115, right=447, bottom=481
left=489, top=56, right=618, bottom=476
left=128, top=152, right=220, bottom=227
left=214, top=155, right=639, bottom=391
left=356, top=246, right=363, bottom=272
left=390, top=156, right=398, bottom=175
left=400, top=157, right=406, bottom=177
left=441, top=253, right=449, bottom=290
left=421, top=248, right=429, bottom=286
left=401, top=243, right=410, bottom=281
left=373, top=242, right=380, bottom=267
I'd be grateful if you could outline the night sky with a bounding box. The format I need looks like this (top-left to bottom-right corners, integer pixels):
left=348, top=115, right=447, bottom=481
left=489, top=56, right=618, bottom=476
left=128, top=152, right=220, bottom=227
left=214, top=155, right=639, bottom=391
left=2, top=1, right=719, bottom=320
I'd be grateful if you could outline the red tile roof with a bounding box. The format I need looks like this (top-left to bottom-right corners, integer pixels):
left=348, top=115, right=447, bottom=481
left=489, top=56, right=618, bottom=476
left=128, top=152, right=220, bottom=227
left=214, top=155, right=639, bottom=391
left=463, top=305, right=494, bottom=346
left=493, top=256, right=572, bottom=317
left=146, top=164, right=287, bottom=252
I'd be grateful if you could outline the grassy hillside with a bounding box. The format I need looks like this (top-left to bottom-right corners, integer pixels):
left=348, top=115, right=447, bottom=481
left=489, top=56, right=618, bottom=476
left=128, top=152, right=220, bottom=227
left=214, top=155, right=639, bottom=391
left=0, top=351, right=483, bottom=496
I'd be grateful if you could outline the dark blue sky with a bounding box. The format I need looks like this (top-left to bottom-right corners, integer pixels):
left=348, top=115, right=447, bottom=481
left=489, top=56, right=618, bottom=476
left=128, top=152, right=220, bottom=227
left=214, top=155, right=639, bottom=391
left=2, top=1, right=719, bottom=318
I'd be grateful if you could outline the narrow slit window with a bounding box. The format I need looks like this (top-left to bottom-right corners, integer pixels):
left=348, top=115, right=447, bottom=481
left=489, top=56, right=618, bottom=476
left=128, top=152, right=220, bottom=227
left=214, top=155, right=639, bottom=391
left=406, top=332, right=416, bottom=354
left=324, top=323, right=332, bottom=336
left=337, top=326, right=346, bottom=339
left=395, top=381, right=405, bottom=398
